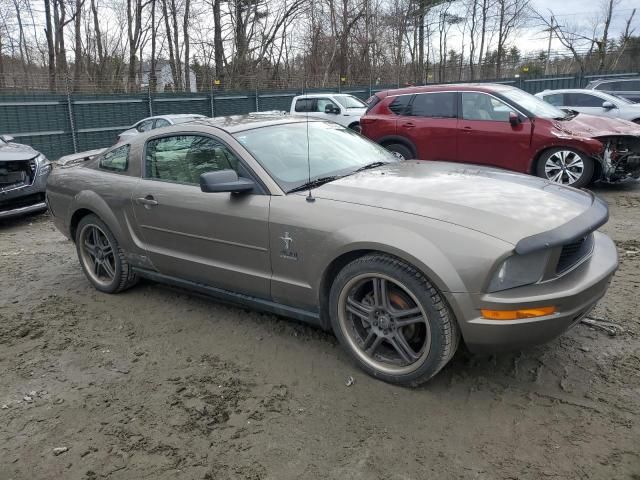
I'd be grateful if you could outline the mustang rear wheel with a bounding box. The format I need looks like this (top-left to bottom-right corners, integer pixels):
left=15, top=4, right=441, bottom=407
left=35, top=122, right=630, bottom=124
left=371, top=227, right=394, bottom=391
left=536, top=148, right=594, bottom=188
left=329, top=254, right=459, bottom=386
left=75, top=214, right=137, bottom=293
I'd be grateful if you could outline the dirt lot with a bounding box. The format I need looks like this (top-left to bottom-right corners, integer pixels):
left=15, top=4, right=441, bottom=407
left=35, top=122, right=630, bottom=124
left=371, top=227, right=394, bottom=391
left=1, top=183, right=639, bottom=480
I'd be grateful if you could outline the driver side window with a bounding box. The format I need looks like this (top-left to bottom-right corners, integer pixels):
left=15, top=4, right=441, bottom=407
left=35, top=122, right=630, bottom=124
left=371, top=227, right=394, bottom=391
left=145, top=135, right=241, bottom=185
left=137, top=119, right=154, bottom=132
left=316, top=98, right=339, bottom=113
left=462, top=92, right=511, bottom=121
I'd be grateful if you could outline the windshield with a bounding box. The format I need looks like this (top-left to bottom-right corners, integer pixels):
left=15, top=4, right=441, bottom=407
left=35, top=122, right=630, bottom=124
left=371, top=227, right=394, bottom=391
left=334, top=95, right=367, bottom=109
left=234, top=122, right=397, bottom=192
left=500, top=88, right=567, bottom=119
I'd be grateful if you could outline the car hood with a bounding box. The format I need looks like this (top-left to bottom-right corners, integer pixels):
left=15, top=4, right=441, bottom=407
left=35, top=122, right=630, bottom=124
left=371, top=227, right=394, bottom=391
left=0, top=140, right=39, bottom=161
left=312, top=161, right=595, bottom=246
left=549, top=112, right=640, bottom=138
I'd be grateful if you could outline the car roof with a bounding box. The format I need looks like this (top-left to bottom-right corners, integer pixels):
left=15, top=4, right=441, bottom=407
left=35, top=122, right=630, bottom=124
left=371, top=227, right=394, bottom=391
left=374, top=83, right=518, bottom=99
left=538, top=88, right=605, bottom=94
left=294, top=93, right=354, bottom=98
left=587, top=77, right=639, bottom=85
left=188, top=114, right=324, bottom=133
left=136, top=114, right=205, bottom=123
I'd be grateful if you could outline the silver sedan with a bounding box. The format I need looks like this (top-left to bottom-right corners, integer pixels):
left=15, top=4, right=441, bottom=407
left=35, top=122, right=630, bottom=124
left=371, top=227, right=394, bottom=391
left=536, top=89, right=640, bottom=124
left=117, top=114, right=207, bottom=142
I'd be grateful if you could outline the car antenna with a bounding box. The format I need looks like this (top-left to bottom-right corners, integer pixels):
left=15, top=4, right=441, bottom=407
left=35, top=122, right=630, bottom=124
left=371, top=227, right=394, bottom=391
left=305, top=74, right=315, bottom=203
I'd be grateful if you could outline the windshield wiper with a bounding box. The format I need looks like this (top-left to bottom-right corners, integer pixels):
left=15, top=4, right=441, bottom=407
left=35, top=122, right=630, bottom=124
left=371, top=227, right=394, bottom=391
left=288, top=175, right=341, bottom=194
left=351, top=161, right=389, bottom=173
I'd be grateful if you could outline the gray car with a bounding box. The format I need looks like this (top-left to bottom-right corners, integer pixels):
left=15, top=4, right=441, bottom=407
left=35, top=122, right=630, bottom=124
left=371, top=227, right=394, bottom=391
left=45, top=116, right=618, bottom=385
left=0, top=135, right=52, bottom=219
left=585, top=77, right=640, bottom=104
left=536, top=89, right=640, bottom=124
left=117, top=114, right=207, bottom=142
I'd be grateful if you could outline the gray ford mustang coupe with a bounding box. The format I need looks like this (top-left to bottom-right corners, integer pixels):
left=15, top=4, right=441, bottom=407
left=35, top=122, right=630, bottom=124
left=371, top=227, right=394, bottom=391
left=46, top=116, right=618, bottom=386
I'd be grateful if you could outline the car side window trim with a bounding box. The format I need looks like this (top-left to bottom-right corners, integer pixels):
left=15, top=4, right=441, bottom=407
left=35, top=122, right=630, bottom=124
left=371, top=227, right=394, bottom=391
left=98, top=144, right=130, bottom=174
left=141, top=131, right=268, bottom=195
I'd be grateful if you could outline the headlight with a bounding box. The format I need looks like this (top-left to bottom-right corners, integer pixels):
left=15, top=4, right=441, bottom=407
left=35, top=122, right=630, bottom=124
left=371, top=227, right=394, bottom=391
left=488, top=250, right=549, bottom=292
left=36, top=154, right=52, bottom=176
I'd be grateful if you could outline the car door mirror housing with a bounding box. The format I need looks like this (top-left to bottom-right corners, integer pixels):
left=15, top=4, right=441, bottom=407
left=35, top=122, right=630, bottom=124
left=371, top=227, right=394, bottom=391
left=200, top=170, right=255, bottom=193
left=325, top=104, right=339, bottom=114
left=508, top=112, right=522, bottom=127
left=1, top=134, right=15, bottom=143
left=602, top=101, right=615, bottom=109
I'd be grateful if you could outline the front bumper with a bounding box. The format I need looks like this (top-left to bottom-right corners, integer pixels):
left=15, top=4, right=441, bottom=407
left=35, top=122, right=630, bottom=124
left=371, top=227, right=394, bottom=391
left=0, top=170, right=49, bottom=220
left=445, top=231, right=618, bottom=353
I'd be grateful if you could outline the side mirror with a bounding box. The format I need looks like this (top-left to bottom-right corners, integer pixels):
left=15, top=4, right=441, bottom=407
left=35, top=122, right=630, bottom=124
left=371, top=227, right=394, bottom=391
left=1, top=134, right=15, bottom=143
left=602, top=101, right=615, bottom=109
left=324, top=104, right=339, bottom=114
left=508, top=111, right=522, bottom=127
left=200, top=170, right=255, bottom=193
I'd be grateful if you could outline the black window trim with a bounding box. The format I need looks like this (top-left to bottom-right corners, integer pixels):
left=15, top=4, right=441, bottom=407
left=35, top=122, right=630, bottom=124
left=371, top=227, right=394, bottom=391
left=141, top=131, right=268, bottom=195
left=98, top=144, right=131, bottom=174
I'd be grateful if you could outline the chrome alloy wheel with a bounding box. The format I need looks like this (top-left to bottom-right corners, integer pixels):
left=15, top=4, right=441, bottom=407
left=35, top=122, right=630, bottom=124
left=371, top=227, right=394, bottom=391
left=337, top=273, right=431, bottom=375
left=544, top=150, right=585, bottom=185
left=78, top=224, right=117, bottom=287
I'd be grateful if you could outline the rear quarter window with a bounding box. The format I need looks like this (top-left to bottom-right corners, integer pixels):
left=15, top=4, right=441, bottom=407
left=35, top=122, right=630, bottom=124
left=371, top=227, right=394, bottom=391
left=99, top=145, right=129, bottom=172
left=388, top=95, right=413, bottom=115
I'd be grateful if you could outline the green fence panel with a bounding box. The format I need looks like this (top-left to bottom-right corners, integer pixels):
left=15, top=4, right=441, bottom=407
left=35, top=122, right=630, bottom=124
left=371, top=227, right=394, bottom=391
left=152, top=93, right=211, bottom=116
left=257, top=90, right=298, bottom=112
left=213, top=94, right=255, bottom=116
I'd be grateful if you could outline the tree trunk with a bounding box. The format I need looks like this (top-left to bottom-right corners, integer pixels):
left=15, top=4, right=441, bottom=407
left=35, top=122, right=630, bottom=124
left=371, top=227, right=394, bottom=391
left=73, top=0, right=83, bottom=91
left=44, top=0, right=56, bottom=91
left=150, top=0, right=157, bottom=92
left=183, top=0, right=191, bottom=91
left=162, top=0, right=178, bottom=91
left=213, top=0, right=224, bottom=87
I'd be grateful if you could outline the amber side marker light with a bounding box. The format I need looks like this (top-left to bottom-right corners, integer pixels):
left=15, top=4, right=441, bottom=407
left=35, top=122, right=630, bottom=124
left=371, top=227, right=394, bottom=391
left=481, top=306, right=556, bottom=320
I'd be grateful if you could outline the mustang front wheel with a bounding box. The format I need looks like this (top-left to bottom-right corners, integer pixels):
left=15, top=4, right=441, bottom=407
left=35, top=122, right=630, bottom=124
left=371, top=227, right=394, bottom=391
left=75, top=214, right=137, bottom=293
left=330, top=254, right=459, bottom=386
left=537, top=148, right=594, bottom=188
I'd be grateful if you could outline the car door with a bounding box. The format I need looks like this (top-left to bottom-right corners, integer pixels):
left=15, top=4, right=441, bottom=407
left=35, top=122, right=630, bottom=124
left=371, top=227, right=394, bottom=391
left=457, top=92, right=532, bottom=172
left=565, top=92, right=617, bottom=117
left=131, top=133, right=271, bottom=299
left=396, top=92, right=458, bottom=161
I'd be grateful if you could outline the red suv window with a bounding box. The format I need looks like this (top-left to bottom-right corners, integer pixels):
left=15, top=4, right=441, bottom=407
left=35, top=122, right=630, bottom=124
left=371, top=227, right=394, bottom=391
left=409, top=92, right=457, bottom=118
left=388, top=95, right=413, bottom=115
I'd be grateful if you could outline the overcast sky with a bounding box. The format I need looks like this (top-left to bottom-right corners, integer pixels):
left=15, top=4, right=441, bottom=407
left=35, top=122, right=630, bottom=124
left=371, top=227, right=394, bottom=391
left=515, top=0, right=639, bottom=53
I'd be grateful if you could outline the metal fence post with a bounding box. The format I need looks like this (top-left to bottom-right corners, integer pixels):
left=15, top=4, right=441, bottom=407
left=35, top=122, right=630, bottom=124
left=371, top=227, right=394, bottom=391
left=210, top=87, right=215, bottom=118
left=255, top=86, right=259, bottom=112
left=148, top=86, right=153, bottom=116
left=65, top=75, right=78, bottom=153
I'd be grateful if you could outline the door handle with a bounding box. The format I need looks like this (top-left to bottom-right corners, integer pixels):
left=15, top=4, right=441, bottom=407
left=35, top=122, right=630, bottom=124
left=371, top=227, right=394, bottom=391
left=136, top=195, right=158, bottom=207
left=461, top=126, right=473, bottom=132
left=402, top=122, right=416, bottom=128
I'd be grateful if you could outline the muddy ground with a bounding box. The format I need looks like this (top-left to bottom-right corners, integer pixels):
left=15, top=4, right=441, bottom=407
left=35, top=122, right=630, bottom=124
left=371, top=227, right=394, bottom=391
left=1, top=183, right=639, bottom=480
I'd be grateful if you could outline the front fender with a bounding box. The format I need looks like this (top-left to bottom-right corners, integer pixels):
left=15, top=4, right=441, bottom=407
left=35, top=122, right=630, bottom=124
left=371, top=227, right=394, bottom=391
left=317, top=219, right=512, bottom=297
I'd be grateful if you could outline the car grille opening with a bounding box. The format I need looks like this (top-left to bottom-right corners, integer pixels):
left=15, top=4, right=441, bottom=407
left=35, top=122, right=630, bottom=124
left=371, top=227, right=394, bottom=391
left=0, top=160, right=37, bottom=191
left=556, top=234, right=594, bottom=274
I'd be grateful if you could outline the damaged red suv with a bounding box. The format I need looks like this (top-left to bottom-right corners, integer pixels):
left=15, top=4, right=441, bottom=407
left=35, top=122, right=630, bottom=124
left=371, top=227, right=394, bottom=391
left=362, top=84, right=640, bottom=188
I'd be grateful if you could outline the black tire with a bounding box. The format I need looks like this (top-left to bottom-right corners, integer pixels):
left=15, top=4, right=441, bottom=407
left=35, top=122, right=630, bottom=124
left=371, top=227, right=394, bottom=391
left=384, top=143, right=413, bottom=160
left=329, top=253, right=459, bottom=386
left=348, top=122, right=362, bottom=133
left=75, top=214, right=138, bottom=294
left=536, top=147, right=594, bottom=188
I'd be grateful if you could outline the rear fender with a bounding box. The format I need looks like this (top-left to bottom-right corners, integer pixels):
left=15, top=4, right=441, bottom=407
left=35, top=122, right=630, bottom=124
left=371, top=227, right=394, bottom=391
left=69, top=190, right=127, bottom=245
